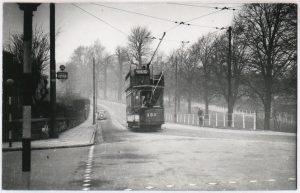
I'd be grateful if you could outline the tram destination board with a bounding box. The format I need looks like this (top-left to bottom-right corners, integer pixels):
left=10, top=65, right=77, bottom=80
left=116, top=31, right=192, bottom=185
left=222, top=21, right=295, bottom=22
left=135, top=69, right=149, bottom=75
left=57, top=71, right=68, bottom=79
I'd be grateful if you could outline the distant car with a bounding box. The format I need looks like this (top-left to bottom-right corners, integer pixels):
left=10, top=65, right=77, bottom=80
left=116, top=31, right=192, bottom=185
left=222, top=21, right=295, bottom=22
left=97, top=110, right=106, bottom=120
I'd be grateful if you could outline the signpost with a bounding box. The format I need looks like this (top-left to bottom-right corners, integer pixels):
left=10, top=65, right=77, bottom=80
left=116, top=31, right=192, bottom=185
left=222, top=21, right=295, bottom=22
left=57, top=65, right=68, bottom=80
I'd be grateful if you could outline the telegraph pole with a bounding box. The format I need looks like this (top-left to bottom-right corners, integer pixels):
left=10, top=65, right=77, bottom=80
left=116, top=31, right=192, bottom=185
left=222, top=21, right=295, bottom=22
left=227, top=26, right=232, bottom=127
left=18, top=3, right=39, bottom=172
left=93, top=58, right=96, bottom=125
left=50, top=3, right=58, bottom=138
left=174, top=56, right=178, bottom=123
left=178, top=41, right=189, bottom=111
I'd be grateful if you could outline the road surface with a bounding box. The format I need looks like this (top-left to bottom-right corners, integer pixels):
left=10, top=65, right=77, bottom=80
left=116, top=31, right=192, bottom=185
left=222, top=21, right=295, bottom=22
left=2, top=104, right=296, bottom=190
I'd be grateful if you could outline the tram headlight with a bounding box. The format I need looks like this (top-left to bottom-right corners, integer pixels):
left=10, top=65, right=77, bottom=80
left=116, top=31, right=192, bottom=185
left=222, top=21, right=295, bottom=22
left=134, top=114, right=140, bottom=121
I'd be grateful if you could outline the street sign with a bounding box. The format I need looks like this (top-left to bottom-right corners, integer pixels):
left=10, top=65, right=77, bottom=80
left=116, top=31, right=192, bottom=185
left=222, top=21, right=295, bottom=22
left=59, top=65, right=66, bottom=71
left=57, top=71, right=68, bottom=79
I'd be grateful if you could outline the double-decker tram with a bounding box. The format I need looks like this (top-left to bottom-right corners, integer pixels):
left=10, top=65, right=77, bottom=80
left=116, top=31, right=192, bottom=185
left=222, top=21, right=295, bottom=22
left=125, top=67, right=164, bottom=131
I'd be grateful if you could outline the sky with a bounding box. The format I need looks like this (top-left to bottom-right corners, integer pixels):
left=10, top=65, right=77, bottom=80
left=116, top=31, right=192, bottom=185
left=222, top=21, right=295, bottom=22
left=2, top=1, right=243, bottom=64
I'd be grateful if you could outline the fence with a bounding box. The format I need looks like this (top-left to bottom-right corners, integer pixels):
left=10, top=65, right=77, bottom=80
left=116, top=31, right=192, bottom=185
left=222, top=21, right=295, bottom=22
left=165, top=112, right=257, bottom=130
left=165, top=112, right=296, bottom=132
left=256, top=112, right=296, bottom=133
left=99, top=100, right=296, bottom=133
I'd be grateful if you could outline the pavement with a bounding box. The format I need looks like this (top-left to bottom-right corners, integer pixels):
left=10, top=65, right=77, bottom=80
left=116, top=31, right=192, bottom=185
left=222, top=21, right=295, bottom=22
left=2, top=107, right=97, bottom=152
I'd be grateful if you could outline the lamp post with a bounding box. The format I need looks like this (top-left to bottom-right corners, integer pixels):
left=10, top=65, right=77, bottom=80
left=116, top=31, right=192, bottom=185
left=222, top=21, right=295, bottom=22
left=18, top=2, right=40, bottom=172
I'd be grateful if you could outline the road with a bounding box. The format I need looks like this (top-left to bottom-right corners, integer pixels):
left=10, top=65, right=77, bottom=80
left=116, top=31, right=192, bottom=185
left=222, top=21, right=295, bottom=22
left=2, top=105, right=296, bottom=190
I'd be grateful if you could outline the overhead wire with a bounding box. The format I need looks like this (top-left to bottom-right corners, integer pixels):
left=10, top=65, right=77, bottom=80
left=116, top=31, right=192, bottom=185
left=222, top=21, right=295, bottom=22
left=91, top=2, right=226, bottom=31
left=186, top=9, right=224, bottom=23
left=167, top=2, right=239, bottom=11
left=91, top=3, right=174, bottom=23
left=165, top=9, right=224, bottom=32
left=72, top=3, right=129, bottom=36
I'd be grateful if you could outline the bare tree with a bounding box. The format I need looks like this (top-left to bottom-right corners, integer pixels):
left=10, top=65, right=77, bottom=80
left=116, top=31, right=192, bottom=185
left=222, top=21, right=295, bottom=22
left=127, top=26, right=153, bottom=67
left=181, top=44, right=199, bottom=113
left=6, top=26, right=50, bottom=104
left=115, top=46, right=129, bottom=101
left=235, top=4, right=297, bottom=130
left=103, top=53, right=115, bottom=99
left=67, top=46, right=91, bottom=98
left=211, top=28, right=249, bottom=127
left=195, top=33, right=217, bottom=115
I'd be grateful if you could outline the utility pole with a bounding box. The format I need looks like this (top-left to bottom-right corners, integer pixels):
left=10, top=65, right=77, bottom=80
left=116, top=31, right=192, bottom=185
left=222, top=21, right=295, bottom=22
left=49, top=3, right=58, bottom=138
left=93, top=58, right=96, bottom=125
left=174, top=56, right=178, bottom=123
left=178, top=41, right=189, bottom=111
left=227, top=26, right=232, bottom=127
left=18, top=3, right=39, bottom=172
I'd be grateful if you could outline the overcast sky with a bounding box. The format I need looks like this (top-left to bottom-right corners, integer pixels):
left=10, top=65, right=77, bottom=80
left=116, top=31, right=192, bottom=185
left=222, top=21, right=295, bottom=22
left=3, top=2, right=243, bottom=64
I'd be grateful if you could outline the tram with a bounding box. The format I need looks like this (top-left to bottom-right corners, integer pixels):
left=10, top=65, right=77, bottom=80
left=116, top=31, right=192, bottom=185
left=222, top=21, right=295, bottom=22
left=125, top=67, right=164, bottom=130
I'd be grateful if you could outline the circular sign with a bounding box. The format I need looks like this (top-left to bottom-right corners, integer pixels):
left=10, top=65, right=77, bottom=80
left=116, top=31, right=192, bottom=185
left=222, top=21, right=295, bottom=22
left=59, top=65, right=66, bottom=71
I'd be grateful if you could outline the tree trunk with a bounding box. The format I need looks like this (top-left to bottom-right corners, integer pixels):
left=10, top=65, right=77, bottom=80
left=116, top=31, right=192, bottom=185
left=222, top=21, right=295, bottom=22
left=203, top=80, right=209, bottom=116
left=227, top=100, right=234, bottom=127
left=188, top=97, right=191, bottom=114
left=178, top=95, right=181, bottom=111
left=205, top=101, right=209, bottom=116
left=264, top=77, right=272, bottom=130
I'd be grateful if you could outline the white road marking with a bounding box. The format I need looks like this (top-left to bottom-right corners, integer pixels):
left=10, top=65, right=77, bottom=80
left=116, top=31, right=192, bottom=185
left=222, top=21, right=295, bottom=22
left=229, top=181, right=237, bottom=184
left=166, top=184, right=174, bottom=188
left=124, top=189, right=132, bottom=191
left=145, top=186, right=154, bottom=189
left=267, top=179, right=276, bottom=182
left=249, top=180, right=257, bottom=183
left=189, top=183, right=196, bottom=186
left=288, top=178, right=296, bottom=181
left=82, top=145, right=95, bottom=190
left=208, top=182, right=217, bottom=185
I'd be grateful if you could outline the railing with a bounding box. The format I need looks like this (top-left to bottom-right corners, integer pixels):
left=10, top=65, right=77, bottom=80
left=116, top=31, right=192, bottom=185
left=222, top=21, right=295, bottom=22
left=99, top=99, right=296, bottom=133
left=165, top=112, right=257, bottom=130
left=165, top=112, right=296, bottom=132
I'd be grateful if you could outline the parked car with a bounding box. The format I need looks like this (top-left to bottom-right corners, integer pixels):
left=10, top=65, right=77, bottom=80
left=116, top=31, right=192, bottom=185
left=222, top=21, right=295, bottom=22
left=97, top=110, right=106, bottom=120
